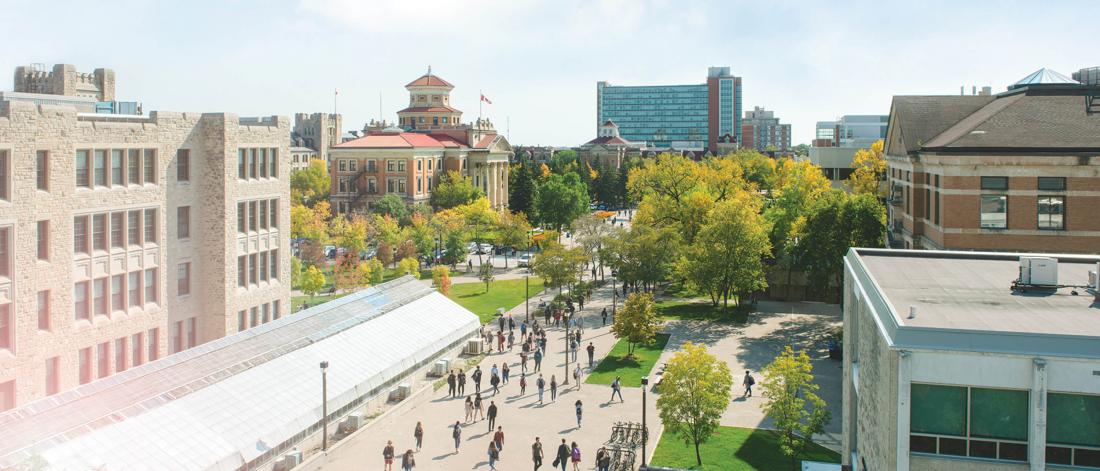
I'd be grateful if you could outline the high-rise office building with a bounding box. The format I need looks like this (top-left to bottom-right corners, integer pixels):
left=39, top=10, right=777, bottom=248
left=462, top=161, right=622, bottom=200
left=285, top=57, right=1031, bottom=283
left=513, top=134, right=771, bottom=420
left=0, top=64, right=290, bottom=411
left=740, top=106, right=791, bottom=154
left=596, top=66, right=742, bottom=152
left=813, top=115, right=888, bottom=148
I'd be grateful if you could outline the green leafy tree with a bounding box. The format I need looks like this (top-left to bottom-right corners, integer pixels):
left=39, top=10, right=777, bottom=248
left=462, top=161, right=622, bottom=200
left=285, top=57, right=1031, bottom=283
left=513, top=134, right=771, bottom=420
left=727, top=149, right=777, bottom=191
left=366, top=258, right=385, bottom=285
left=397, top=257, right=420, bottom=277
left=629, top=154, right=748, bottom=243
left=680, top=196, right=771, bottom=311
left=328, top=214, right=369, bottom=255
left=373, top=194, right=408, bottom=221
left=290, top=159, right=330, bottom=206
left=300, top=265, right=326, bottom=302
left=534, top=172, right=589, bottom=232
left=478, top=262, right=495, bottom=292
left=459, top=198, right=500, bottom=266
left=793, top=190, right=885, bottom=300
left=496, top=210, right=532, bottom=268
left=792, top=143, right=810, bottom=157
left=509, top=163, right=537, bottom=218
left=571, top=213, right=614, bottom=280
left=593, top=160, right=620, bottom=207
left=407, top=213, right=436, bottom=260
left=603, top=224, right=680, bottom=292
left=290, top=256, right=303, bottom=289
left=432, top=265, right=452, bottom=295
left=656, top=342, right=734, bottom=467
left=291, top=200, right=331, bottom=242
left=761, top=346, right=831, bottom=471
left=611, top=292, right=660, bottom=357
left=530, top=241, right=585, bottom=294
left=430, top=170, right=484, bottom=209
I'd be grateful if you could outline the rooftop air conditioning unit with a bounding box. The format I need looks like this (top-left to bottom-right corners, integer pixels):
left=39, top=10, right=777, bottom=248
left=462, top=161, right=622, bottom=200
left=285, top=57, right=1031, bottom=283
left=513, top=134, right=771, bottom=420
left=431, top=358, right=451, bottom=377
left=1019, top=256, right=1059, bottom=286
left=341, top=411, right=365, bottom=433
left=466, top=339, right=483, bottom=355
left=389, top=382, right=412, bottom=402
left=1089, top=262, right=1100, bottom=291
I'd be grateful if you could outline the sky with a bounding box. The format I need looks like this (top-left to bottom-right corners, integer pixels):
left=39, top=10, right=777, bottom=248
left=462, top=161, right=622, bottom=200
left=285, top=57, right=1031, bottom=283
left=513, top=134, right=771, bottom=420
left=1, top=0, right=1094, bottom=146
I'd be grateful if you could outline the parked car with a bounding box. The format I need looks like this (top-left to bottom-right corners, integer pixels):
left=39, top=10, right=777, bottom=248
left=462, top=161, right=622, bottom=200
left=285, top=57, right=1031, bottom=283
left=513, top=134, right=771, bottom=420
left=517, top=254, right=532, bottom=267
left=324, top=245, right=336, bottom=259
left=479, top=243, right=493, bottom=254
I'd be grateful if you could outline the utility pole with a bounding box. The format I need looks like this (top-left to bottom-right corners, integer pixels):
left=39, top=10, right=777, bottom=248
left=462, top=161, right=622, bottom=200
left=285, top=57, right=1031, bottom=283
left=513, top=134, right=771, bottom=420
left=320, top=361, right=330, bottom=452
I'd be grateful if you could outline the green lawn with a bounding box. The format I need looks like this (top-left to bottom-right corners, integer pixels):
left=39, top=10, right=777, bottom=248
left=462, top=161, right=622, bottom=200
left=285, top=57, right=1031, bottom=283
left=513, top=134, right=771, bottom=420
left=656, top=299, right=750, bottom=323
left=446, top=277, right=545, bottom=324
left=651, top=426, right=840, bottom=470
left=586, top=333, right=670, bottom=387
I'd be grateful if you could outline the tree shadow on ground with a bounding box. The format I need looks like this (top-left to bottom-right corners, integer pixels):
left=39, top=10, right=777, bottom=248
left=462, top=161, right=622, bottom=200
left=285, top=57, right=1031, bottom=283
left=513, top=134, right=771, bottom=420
left=735, top=314, right=838, bottom=373
left=661, top=321, right=744, bottom=348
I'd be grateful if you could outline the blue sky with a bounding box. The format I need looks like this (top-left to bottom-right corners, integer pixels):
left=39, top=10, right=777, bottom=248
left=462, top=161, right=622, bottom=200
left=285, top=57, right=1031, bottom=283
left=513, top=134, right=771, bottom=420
left=1, top=0, right=1094, bottom=146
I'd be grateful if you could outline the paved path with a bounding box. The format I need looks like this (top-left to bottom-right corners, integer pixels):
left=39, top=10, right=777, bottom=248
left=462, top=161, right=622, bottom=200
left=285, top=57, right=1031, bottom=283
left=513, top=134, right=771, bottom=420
left=316, top=283, right=662, bottom=471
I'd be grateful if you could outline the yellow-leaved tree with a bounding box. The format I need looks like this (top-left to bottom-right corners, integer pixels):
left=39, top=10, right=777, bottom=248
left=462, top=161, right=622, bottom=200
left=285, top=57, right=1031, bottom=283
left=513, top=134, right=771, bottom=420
left=846, top=139, right=886, bottom=196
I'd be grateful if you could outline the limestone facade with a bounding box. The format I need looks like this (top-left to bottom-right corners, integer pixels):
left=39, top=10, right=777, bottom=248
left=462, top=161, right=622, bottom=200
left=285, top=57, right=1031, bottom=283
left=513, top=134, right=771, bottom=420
left=0, top=99, right=290, bottom=411
left=14, top=63, right=116, bottom=101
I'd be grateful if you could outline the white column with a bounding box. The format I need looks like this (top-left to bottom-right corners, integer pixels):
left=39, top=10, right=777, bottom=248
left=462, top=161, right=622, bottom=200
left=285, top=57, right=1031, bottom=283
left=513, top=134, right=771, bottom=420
left=1030, top=358, right=1048, bottom=471
left=896, top=350, right=911, bottom=471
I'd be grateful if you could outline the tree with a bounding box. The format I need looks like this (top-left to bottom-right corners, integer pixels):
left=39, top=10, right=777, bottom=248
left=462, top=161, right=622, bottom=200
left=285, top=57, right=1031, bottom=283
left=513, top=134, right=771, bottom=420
left=656, top=342, right=733, bottom=467
left=334, top=255, right=373, bottom=292
left=366, top=258, right=385, bottom=285
left=290, top=256, right=303, bottom=289
left=761, top=346, right=831, bottom=471
left=509, top=163, right=537, bottom=218
left=328, top=213, right=369, bottom=255
left=530, top=241, right=585, bottom=294
left=478, top=262, right=495, bottom=292
left=300, top=265, right=326, bottom=302
left=603, top=224, right=680, bottom=292
left=571, top=213, right=614, bottom=279
left=373, top=193, right=408, bottom=221
left=407, top=213, right=436, bottom=261
left=431, top=170, right=484, bottom=209
left=291, top=200, right=331, bottom=241
left=496, top=210, right=532, bottom=268
left=847, top=139, right=886, bottom=196
left=629, top=154, right=749, bottom=243
left=432, top=265, right=452, bottom=295
left=727, top=149, right=776, bottom=191
left=458, top=198, right=500, bottom=266
left=534, top=172, right=589, bottom=232
left=290, top=159, right=330, bottom=206
left=793, top=190, right=885, bottom=300
left=763, top=158, right=830, bottom=257
left=611, top=292, right=660, bottom=358
left=377, top=240, right=394, bottom=268
left=792, top=143, right=810, bottom=157
left=397, top=257, right=420, bottom=277
left=680, top=196, right=771, bottom=311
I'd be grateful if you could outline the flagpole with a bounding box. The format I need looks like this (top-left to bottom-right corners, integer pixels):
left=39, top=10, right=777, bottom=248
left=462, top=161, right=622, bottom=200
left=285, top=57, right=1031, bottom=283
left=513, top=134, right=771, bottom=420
left=479, top=89, right=483, bottom=124
left=334, top=88, right=338, bottom=115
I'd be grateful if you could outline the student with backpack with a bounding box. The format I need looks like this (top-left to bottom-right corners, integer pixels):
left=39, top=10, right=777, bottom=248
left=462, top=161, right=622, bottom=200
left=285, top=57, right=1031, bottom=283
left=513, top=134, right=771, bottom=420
left=743, top=370, right=756, bottom=397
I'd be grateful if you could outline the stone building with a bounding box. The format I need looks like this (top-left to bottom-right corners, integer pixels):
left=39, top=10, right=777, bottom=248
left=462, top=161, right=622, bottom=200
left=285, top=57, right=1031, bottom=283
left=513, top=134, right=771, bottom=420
left=14, top=63, right=115, bottom=101
left=328, top=70, right=511, bottom=212
left=291, top=112, right=342, bottom=167
left=886, top=68, right=1100, bottom=252
left=289, top=146, right=319, bottom=172
left=0, top=70, right=290, bottom=411
left=576, top=120, right=645, bottom=169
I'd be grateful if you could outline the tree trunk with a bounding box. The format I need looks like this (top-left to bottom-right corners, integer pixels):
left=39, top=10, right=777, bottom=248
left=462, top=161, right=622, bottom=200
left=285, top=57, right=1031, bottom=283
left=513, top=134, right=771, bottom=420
left=694, top=440, right=702, bottom=466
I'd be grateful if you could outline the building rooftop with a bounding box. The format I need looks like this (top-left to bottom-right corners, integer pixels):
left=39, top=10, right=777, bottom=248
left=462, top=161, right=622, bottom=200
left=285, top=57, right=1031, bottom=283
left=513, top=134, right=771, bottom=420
left=848, top=249, right=1100, bottom=358
left=334, top=131, right=468, bottom=149
left=1010, top=67, right=1080, bottom=89
left=406, top=73, right=453, bottom=89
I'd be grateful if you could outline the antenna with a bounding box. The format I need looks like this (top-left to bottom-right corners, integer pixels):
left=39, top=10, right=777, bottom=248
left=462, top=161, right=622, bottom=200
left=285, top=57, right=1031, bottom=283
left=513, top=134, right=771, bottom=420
left=379, top=91, right=383, bottom=124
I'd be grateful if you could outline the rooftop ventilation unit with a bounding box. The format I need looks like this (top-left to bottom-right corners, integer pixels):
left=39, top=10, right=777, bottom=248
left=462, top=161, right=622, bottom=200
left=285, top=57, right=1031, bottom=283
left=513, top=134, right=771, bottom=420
left=1019, top=257, right=1059, bottom=286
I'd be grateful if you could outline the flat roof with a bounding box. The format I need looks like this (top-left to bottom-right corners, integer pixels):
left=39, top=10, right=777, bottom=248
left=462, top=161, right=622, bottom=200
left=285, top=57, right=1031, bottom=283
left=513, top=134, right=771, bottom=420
left=847, top=249, right=1100, bottom=358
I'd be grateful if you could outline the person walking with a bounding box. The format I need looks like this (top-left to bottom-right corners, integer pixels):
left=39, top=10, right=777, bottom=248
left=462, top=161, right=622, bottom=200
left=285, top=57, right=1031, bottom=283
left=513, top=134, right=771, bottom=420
left=401, top=449, right=416, bottom=471
left=595, top=447, right=611, bottom=471
left=573, top=364, right=582, bottom=390
left=497, top=331, right=506, bottom=351
left=382, top=440, right=396, bottom=471
left=554, top=439, right=570, bottom=471
left=520, top=351, right=529, bottom=373
left=586, top=343, right=595, bottom=369
left=520, top=373, right=528, bottom=396
left=550, top=375, right=558, bottom=401
left=536, top=374, right=546, bottom=404
left=487, top=440, right=500, bottom=471
left=493, top=426, right=505, bottom=452
left=570, top=338, right=578, bottom=362
left=502, top=363, right=511, bottom=385
left=532, top=437, right=544, bottom=470
left=447, top=370, right=456, bottom=398
left=452, top=421, right=462, bottom=454
left=473, top=366, right=483, bottom=393
left=610, top=377, right=624, bottom=403
left=533, top=348, right=543, bottom=372
left=499, top=314, right=506, bottom=333
left=509, top=316, right=515, bottom=332
left=508, top=331, right=515, bottom=350
left=574, top=399, right=583, bottom=428
left=464, top=396, right=474, bottom=422
left=601, top=307, right=607, bottom=326
left=743, top=370, right=755, bottom=397
left=574, top=329, right=582, bottom=345
left=570, top=442, right=582, bottom=471
left=413, top=422, right=424, bottom=451
left=474, top=393, right=485, bottom=420
left=490, top=370, right=501, bottom=396
left=520, top=321, right=528, bottom=340
left=487, top=401, right=498, bottom=431
left=458, top=369, right=467, bottom=396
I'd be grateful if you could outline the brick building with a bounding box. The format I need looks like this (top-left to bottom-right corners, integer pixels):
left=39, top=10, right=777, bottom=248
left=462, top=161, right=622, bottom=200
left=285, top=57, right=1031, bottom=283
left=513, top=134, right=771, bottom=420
left=740, top=106, right=792, bottom=154
left=329, top=70, right=511, bottom=212
left=885, top=68, right=1100, bottom=252
left=0, top=64, right=290, bottom=411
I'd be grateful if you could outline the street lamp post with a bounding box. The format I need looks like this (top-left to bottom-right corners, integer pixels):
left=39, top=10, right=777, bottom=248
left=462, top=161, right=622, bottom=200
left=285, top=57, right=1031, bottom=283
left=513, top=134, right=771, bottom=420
left=640, top=376, right=649, bottom=467
left=320, top=361, right=329, bottom=452
left=563, top=309, right=570, bottom=385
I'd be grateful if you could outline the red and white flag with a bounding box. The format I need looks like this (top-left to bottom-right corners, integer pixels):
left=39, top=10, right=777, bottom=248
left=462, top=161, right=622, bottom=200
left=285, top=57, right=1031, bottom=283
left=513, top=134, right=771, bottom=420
left=480, top=93, right=492, bottom=105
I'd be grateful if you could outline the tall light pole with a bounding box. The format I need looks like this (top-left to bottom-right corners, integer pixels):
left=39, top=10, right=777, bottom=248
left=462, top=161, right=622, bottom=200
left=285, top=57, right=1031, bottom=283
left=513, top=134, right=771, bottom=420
left=640, top=376, right=649, bottom=467
left=563, top=309, right=571, bottom=385
left=320, top=361, right=329, bottom=452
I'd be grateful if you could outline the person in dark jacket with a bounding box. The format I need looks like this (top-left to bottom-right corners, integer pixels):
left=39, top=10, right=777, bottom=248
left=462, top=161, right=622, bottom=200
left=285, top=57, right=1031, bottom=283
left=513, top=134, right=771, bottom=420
left=554, top=439, right=570, bottom=471
left=487, top=400, right=498, bottom=431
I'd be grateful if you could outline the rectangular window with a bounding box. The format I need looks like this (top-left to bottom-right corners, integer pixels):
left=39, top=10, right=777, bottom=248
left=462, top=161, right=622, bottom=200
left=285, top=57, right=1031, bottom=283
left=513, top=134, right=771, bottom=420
left=45, top=357, right=59, bottom=395
left=186, top=317, right=196, bottom=348
left=270, top=149, right=277, bottom=177
left=128, top=272, right=141, bottom=307
left=398, top=179, right=406, bottom=193
left=128, top=149, right=141, bottom=184
left=111, top=212, right=124, bottom=248
left=144, top=208, right=157, bottom=244
left=92, top=214, right=107, bottom=251
left=37, top=220, right=49, bottom=261
left=249, top=201, right=257, bottom=231
left=177, top=262, right=190, bottom=296
left=111, top=149, right=123, bottom=186
left=387, top=160, right=395, bottom=172
left=37, top=290, right=50, bottom=330
left=237, top=202, right=246, bottom=233
left=128, top=210, right=141, bottom=245
left=262, top=303, right=270, bottom=323
left=74, top=281, right=89, bottom=320
left=911, top=384, right=1030, bottom=463
left=171, top=321, right=182, bottom=353
left=273, top=300, right=280, bottom=320
left=238, top=310, right=247, bottom=332
left=259, top=200, right=268, bottom=229
left=270, top=249, right=279, bottom=280
left=348, top=159, right=357, bottom=172
left=143, top=149, right=156, bottom=184
left=1038, top=177, right=1066, bottom=191
left=249, top=148, right=257, bottom=179
left=338, top=178, right=348, bottom=193
left=270, top=199, right=278, bottom=228
left=97, top=342, right=110, bottom=378
left=1047, top=393, right=1100, bottom=467
left=111, top=275, right=124, bottom=312
left=339, top=160, right=347, bottom=172
left=147, top=328, right=159, bottom=361
left=250, top=307, right=258, bottom=327
left=93, top=150, right=107, bottom=186
left=417, top=177, right=421, bottom=193
left=0, top=304, right=10, bottom=351
left=980, top=176, right=1008, bottom=190
left=259, top=251, right=268, bottom=281
left=114, top=337, right=127, bottom=373
left=398, top=161, right=406, bottom=172
left=238, top=256, right=246, bottom=287
left=0, top=151, right=8, bottom=200
left=259, top=149, right=268, bottom=178
left=36, top=150, right=49, bottom=191
left=93, top=277, right=107, bottom=316
left=0, top=380, right=11, bottom=412
left=980, top=195, right=1007, bottom=229
left=177, top=206, right=190, bottom=239
left=145, top=268, right=157, bottom=304
left=387, top=179, right=394, bottom=193
left=238, top=149, right=246, bottom=179
left=131, top=333, right=143, bottom=367
left=76, top=150, right=90, bottom=188
left=79, top=347, right=92, bottom=384
left=249, top=254, right=258, bottom=284
left=1038, top=196, right=1065, bottom=230
left=177, top=149, right=190, bottom=182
